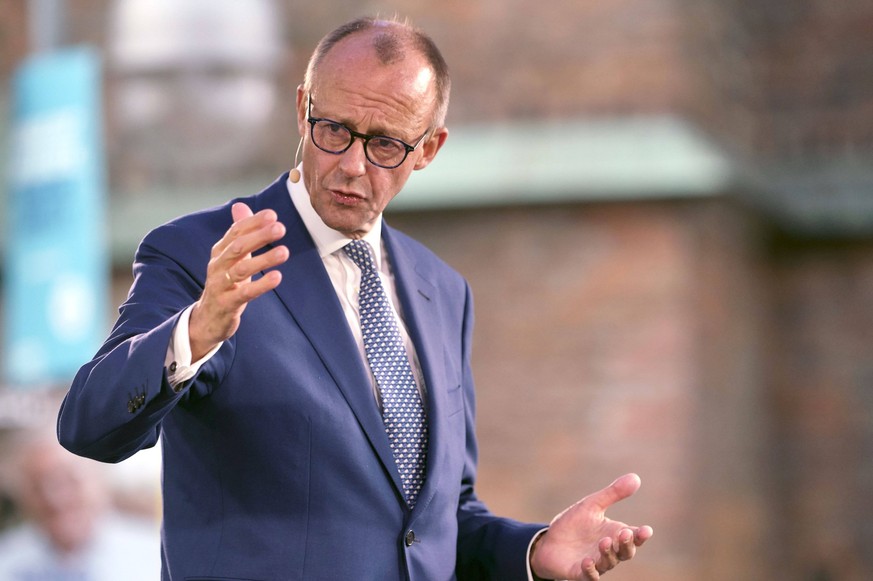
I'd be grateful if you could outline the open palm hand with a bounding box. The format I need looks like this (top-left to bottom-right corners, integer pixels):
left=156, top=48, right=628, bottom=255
left=529, top=474, right=653, bottom=580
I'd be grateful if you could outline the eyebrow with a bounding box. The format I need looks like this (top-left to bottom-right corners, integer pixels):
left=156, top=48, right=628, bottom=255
left=310, top=101, right=419, bottom=144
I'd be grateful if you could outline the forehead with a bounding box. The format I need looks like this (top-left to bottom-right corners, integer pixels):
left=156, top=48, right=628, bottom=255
left=312, top=32, right=436, bottom=130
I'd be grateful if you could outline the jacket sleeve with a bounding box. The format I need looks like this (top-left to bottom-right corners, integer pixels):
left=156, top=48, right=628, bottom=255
left=57, top=218, right=234, bottom=463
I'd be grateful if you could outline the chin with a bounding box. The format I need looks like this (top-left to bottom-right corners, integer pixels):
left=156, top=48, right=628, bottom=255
left=321, top=208, right=374, bottom=237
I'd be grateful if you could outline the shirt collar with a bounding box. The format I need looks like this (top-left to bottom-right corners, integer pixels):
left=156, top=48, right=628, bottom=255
left=286, top=168, right=384, bottom=269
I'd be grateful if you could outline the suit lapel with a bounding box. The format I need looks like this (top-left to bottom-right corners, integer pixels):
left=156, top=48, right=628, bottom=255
left=251, top=180, right=405, bottom=498
left=383, top=227, right=450, bottom=515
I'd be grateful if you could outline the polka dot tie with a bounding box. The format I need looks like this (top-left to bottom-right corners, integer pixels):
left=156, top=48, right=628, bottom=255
left=344, top=240, right=428, bottom=507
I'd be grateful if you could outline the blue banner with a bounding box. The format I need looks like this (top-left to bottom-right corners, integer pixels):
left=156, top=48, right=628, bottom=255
left=4, top=47, right=108, bottom=387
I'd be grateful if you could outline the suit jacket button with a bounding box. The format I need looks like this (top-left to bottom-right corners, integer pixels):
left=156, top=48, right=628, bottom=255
left=405, top=530, right=416, bottom=547
left=127, top=400, right=136, bottom=413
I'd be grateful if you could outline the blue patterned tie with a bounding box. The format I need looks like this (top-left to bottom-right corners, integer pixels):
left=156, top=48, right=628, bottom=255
left=344, top=239, right=428, bottom=507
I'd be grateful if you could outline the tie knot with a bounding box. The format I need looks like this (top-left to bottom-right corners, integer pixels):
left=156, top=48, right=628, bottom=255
left=344, top=239, right=377, bottom=273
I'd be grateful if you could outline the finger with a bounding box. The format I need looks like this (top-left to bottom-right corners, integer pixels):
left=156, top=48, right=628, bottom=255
left=231, top=202, right=254, bottom=223
left=211, top=269, right=283, bottom=322
left=213, top=207, right=281, bottom=259
left=598, top=536, right=619, bottom=571
left=219, top=220, right=286, bottom=274
left=581, top=556, right=600, bottom=580
left=634, top=525, right=654, bottom=546
left=228, top=245, right=289, bottom=284
left=614, top=528, right=637, bottom=561
left=235, top=269, right=283, bottom=303
left=217, top=204, right=260, bottom=255
left=586, top=473, right=641, bottom=512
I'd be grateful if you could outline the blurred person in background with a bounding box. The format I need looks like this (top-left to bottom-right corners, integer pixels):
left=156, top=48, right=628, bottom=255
left=0, top=428, right=160, bottom=580
left=58, top=15, right=652, bottom=581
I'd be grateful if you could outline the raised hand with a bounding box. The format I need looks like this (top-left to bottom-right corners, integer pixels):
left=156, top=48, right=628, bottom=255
left=530, top=473, right=653, bottom=580
left=188, top=203, right=289, bottom=360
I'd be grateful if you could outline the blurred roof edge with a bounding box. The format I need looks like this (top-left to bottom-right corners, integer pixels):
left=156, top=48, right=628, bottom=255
left=2, top=112, right=872, bottom=270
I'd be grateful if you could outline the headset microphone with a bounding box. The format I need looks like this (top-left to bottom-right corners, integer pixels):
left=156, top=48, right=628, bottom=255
left=289, top=137, right=304, bottom=183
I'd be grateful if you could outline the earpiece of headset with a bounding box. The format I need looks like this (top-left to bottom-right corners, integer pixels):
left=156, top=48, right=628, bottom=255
left=289, top=137, right=304, bottom=183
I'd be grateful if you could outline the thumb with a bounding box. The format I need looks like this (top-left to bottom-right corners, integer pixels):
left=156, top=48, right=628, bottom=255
left=231, top=202, right=254, bottom=223
left=588, top=473, right=641, bottom=512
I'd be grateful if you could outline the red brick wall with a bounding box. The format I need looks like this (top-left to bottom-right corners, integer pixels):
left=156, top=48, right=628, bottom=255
left=766, top=237, right=873, bottom=580
left=683, top=201, right=775, bottom=580
left=747, top=0, right=873, bottom=159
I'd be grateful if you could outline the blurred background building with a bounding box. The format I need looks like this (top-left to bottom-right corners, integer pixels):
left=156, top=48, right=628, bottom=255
left=1, top=0, right=872, bottom=579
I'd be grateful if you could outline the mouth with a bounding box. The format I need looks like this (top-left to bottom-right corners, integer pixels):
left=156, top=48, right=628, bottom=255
left=330, top=189, right=365, bottom=205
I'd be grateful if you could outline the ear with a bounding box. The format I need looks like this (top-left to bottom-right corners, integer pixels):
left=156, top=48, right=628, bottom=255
left=412, top=127, right=449, bottom=171
left=295, top=85, right=308, bottom=138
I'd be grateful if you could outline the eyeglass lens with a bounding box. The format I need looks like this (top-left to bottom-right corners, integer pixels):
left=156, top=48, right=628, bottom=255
left=311, top=120, right=409, bottom=168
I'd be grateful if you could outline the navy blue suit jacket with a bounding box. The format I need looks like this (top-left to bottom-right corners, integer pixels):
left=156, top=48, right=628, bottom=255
left=58, top=174, right=543, bottom=580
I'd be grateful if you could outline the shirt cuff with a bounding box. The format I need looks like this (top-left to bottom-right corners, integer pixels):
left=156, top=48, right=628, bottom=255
left=165, top=305, right=222, bottom=388
left=526, top=527, right=551, bottom=581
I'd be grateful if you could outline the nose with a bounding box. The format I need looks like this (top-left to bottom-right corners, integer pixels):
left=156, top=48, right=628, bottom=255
left=337, top=137, right=367, bottom=177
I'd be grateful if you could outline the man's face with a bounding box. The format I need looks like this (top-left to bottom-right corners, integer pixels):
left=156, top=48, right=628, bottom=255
left=19, top=440, right=103, bottom=554
left=296, top=33, right=447, bottom=239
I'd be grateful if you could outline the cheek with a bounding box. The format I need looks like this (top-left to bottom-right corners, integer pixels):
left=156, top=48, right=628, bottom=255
left=369, top=184, right=400, bottom=213
left=302, top=154, right=333, bottom=193
left=371, top=170, right=412, bottom=208
left=302, top=139, right=331, bottom=171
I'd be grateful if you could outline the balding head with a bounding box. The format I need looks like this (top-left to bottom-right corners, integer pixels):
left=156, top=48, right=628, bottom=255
left=303, top=17, right=451, bottom=127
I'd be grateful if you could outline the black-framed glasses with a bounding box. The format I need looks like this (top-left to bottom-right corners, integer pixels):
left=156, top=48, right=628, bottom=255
left=307, top=96, right=430, bottom=169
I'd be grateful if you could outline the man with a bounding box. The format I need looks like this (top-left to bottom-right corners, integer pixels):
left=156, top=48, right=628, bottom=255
left=0, top=428, right=160, bottom=579
left=58, top=16, right=652, bottom=580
